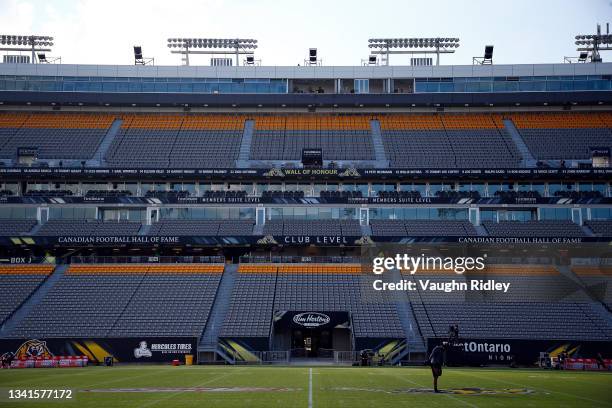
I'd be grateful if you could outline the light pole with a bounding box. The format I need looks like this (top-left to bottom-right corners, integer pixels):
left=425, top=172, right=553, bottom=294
left=368, top=37, right=460, bottom=66
left=0, top=34, right=54, bottom=64
left=575, top=23, right=612, bottom=63
left=167, top=38, right=258, bottom=66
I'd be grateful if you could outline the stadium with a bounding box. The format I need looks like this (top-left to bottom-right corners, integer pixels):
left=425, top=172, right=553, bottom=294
left=0, top=2, right=611, bottom=406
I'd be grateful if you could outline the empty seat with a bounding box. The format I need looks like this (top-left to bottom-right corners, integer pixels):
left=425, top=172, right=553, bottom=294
left=0, top=113, right=114, bottom=159
left=0, top=265, right=53, bottom=324
left=105, top=114, right=244, bottom=168
left=6, top=264, right=222, bottom=338
left=509, top=112, right=612, bottom=160
left=36, top=220, right=142, bottom=236
left=483, top=220, right=585, bottom=237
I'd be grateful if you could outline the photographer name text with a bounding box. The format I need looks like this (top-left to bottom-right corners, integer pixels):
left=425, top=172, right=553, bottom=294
left=372, top=279, right=511, bottom=293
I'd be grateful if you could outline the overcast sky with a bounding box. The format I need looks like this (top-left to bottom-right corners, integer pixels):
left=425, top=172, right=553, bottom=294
left=1, top=0, right=610, bottom=67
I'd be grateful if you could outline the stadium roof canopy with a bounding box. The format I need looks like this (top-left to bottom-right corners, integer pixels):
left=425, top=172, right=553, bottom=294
left=1, top=62, right=611, bottom=79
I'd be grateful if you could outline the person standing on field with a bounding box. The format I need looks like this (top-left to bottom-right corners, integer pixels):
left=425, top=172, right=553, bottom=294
left=429, top=342, right=447, bottom=393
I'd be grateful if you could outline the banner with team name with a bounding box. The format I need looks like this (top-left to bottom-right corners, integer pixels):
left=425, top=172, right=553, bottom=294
left=0, top=337, right=198, bottom=364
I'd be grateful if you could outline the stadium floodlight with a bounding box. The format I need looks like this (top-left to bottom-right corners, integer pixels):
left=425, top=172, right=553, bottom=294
left=473, top=45, right=494, bottom=65
left=574, top=23, right=612, bottom=63
left=35, top=52, right=60, bottom=64
left=367, top=37, right=460, bottom=65
left=167, top=37, right=258, bottom=66
left=361, top=54, right=378, bottom=66
left=133, top=46, right=154, bottom=66
left=0, top=34, right=55, bottom=64
left=304, top=48, right=321, bottom=66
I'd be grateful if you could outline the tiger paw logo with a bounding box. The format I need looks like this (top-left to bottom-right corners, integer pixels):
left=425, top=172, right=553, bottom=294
left=339, top=168, right=361, bottom=177
left=14, top=339, right=53, bottom=359
left=257, top=235, right=278, bottom=245
left=354, top=236, right=374, bottom=245
left=263, top=168, right=285, bottom=177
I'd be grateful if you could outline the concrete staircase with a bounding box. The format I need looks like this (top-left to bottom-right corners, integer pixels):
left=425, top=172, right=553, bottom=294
left=503, top=119, right=537, bottom=167
left=90, top=118, right=123, bottom=167
left=138, top=224, right=151, bottom=236
left=0, top=264, right=67, bottom=336
left=199, top=264, right=238, bottom=358
left=27, top=222, right=43, bottom=235
left=591, top=302, right=612, bottom=326
left=474, top=225, right=488, bottom=236
left=555, top=264, right=584, bottom=285
left=360, top=224, right=372, bottom=236
left=236, top=119, right=254, bottom=167
left=581, top=225, right=595, bottom=237
left=389, top=267, right=426, bottom=356
left=369, top=120, right=390, bottom=168
left=557, top=266, right=612, bottom=323
left=253, top=223, right=264, bottom=235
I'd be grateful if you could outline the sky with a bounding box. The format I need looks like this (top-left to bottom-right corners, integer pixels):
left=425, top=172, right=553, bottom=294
left=0, top=0, right=610, bottom=67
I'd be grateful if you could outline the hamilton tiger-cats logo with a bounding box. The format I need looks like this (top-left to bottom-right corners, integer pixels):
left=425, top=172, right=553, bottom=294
left=13, top=339, right=54, bottom=359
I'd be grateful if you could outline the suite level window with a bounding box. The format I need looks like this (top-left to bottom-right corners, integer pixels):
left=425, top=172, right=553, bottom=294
left=355, top=79, right=369, bottom=94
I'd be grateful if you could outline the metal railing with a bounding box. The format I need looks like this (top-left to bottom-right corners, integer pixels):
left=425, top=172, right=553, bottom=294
left=219, top=350, right=290, bottom=365
left=334, top=351, right=358, bottom=364
left=571, top=257, right=612, bottom=266
left=70, top=255, right=225, bottom=264
left=260, top=351, right=289, bottom=364
left=239, top=255, right=360, bottom=264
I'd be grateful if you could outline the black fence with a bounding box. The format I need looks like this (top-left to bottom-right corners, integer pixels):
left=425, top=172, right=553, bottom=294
left=239, top=255, right=361, bottom=264
left=70, top=255, right=225, bottom=264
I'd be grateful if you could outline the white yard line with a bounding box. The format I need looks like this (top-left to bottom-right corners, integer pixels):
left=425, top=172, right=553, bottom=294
left=136, top=368, right=242, bottom=408
left=308, top=368, right=313, bottom=408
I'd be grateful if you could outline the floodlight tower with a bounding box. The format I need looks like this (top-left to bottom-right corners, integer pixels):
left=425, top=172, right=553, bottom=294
left=167, top=38, right=258, bottom=66
left=575, top=23, right=612, bottom=63
left=368, top=37, right=460, bottom=66
left=0, top=34, right=54, bottom=64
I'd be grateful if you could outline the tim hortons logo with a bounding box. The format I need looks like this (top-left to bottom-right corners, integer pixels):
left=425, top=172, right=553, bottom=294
left=292, top=312, right=331, bottom=328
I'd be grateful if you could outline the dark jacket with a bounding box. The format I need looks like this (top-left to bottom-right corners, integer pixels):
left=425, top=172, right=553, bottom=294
left=429, top=345, right=444, bottom=365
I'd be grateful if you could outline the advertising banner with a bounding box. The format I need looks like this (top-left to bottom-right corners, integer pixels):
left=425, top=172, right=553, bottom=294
left=273, top=311, right=350, bottom=330
left=1, top=166, right=611, bottom=181
left=0, top=337, right=198, bottom=364
left=428, top=338, right=612, bottom=366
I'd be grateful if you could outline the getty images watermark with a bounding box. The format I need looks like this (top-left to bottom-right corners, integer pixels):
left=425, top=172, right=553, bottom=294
left=369, top=252, right=512, bottom=293
left=359, top=243, right=612, bottom=303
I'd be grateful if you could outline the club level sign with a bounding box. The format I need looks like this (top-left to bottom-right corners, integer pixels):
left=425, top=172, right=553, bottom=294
left=292, top=312, right=331, bottom=328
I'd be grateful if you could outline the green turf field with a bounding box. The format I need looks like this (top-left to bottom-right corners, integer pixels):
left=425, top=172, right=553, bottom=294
left=0, top=365, right=610, bottom=407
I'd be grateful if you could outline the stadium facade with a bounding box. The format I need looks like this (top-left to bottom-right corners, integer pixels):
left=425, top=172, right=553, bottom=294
left=0, top=59, right=611, bottom=366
